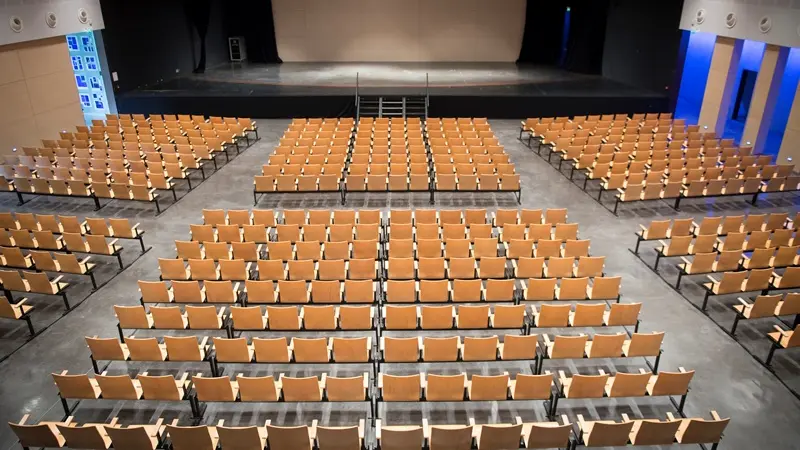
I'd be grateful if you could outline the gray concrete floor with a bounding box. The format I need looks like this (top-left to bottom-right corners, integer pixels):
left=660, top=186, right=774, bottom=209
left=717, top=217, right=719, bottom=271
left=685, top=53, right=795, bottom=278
left=0, top=120, right=798, bottom=449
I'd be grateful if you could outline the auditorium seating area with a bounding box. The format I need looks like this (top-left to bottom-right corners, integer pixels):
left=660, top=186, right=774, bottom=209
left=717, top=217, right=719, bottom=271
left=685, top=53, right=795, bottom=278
left=255, top=118, right=521, bottom=204
left=0, top=206, right=738, bottom=450
left=6, top=116, right=800, bottom=450
left=520, top=114, right=797, bottom=215
left=1, top=114, right=257, bottom=214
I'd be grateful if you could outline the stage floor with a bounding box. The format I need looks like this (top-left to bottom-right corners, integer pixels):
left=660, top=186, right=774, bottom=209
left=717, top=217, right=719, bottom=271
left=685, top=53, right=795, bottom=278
left=118, top=62, right=669, bottom=118
left=136, top=62, right=662, bottom=98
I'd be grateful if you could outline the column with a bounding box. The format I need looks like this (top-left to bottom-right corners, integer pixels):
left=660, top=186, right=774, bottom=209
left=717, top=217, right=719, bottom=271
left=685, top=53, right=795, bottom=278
left=777, top=80, right=800, bottom=165
left=698, top=36, right=743, bottom=135
left=741, top=45, right=789, bottom=154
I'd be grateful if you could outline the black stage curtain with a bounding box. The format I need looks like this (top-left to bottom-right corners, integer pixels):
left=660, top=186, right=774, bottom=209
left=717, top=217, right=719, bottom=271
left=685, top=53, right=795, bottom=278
left=562, top=0, right=610, bottom=74
left=226, top=0, right=282, bottom=63
left=517, top=0, right=567, bottom=65
left=184, top=0, right=211, bottom=73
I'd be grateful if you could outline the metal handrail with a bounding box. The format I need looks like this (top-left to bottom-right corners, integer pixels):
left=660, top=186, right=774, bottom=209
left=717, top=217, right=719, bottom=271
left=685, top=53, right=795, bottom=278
left=425, top=72, right=430, bottom=119
left=355, top=72, right=359, bottom=120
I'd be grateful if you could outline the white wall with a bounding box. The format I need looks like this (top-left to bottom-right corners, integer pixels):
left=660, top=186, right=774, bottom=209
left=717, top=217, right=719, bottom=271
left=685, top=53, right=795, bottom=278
left=0, top=0, right=104, bottom=47
left=680, top=0, right=800, bottom=48
left=273, top=0, right=526, bottom=62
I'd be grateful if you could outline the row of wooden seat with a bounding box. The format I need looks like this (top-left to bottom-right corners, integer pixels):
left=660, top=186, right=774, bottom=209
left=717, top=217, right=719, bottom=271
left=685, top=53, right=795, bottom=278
left=100, top=325, right=662, bottom=369
left=263, top=163, right=345, bottom=175
left=611, top=176, right=794, bottom=214
left=387, top=240, right=592, bottom=260
left=9, top=411, right=731, bottom=450
left=1, top=229, right=125, bottom=267
left=190, top=224, right=379, bottom=244
left=5, top=178, right=161, bottom=213
left=0, top=248, right=98, bottom=288
left=198, top=207, right=569, bottom=227
left=0, top=268, right=70, bottom=308
left=701, top=267, right=800, bottom=309
left=634, top=213, right=793, bottom=254
left=138, top=276, right=613, bottom=304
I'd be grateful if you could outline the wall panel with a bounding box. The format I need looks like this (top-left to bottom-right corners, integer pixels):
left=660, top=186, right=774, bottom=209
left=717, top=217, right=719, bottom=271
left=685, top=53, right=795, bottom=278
left=0, top=37, right=84, bottom=154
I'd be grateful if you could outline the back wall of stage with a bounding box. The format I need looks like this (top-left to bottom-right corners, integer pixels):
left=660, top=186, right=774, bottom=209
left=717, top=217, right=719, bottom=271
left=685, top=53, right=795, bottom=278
left=272, top=0, right=526, bottom=62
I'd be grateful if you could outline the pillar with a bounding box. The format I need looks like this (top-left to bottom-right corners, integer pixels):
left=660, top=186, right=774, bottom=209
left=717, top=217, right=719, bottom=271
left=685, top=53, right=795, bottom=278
left=698, top=36, right=743, bottom=135
left=741, top=45, right=789, bottom=154
left=777, top=80, right=800, bottom=165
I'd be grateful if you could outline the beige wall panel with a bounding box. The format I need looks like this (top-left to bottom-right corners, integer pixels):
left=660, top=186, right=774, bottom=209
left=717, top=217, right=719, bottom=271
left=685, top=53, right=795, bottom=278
left=0, top=49, right=23, bottom=86
left=273, top=0, right=525, bottom=62
left=0, top=117, right=39, bottom=155
left=34, top=102, right=84, bottom=140
left=0, top=80, right=33, bottom=123
left=26, top=70, right=81, bottom=115
left=17, top=40, right=74, bottom=78
left=0, top=38, right=84, bottom=152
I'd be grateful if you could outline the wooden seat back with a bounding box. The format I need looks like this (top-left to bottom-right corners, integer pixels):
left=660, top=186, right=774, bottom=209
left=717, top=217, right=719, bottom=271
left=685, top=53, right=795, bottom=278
left=293, top=337, right=328, bottom=362
left=469, top=374, right=508, bottom=400
left=282, top=376, right=322, bottom=401
left=382, top=374, right=421, bottom=401
left=9, top=420, right=65, bottom=448
left=477, top=423, right=523, bottom=450
left=584, top=421, right=634, bottom=446
left=326, top=374, right=367, bottom=401
left=650, top=369, right=694, bottom=395
left=164, top=336, right=203, bottom=361
left=524, top=421, right=572, bottom=448
left=254, top=337, right=291, bottom=362
left=114, top=305, right=151, bottom=328
left=385, top=305, right=417, bottom=329
left=139, top=374, right=182, bottom=400
left=126, top=337, right=165, bottom=361
left=86, top=336, right=127, bottom=360
left=567, top=373, right=608, bottom=398
left=383, top=337, right=419, bottom=362
left=332, top=336, right=370, bottom=362
left=512, top=373, right=551, bottom=400
left=426, top=374, right=466, bottom=401
left=551, top=335, right=588, bottom=358
left=422, top=336, right=459, bottom=361
left=166, top=425, right=217, bottom=450
left=52, top=372, right=100, bottom=399
left=151, top=306, right=187, bottom=329
left=630, top=419, right=681, bottom=446
left=96, top=373, right=140, bottom=400
left=537, top=304, right=570, bottom=327
left=608, top=372, right=650, bottom=396
left=626, top=332, right=664, bottom=356
left=677, top=415, right=730, bottom=444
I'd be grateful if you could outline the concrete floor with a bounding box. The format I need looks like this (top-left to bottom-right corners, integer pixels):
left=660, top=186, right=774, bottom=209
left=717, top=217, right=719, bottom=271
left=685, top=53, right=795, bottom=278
left=0, top=120, right=798, bottom=449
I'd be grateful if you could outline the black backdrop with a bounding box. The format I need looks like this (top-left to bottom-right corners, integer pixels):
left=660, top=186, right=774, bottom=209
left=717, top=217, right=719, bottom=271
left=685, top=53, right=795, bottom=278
left=516, top=0, right=568, bottom=65
left=100, top=0, right=281, bottom=93
left=562, top=0, right=611, bottom=74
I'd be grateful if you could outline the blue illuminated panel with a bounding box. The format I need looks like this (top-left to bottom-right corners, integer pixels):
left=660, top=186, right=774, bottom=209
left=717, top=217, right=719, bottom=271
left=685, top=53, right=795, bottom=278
left=66, top=31, right=110, bottom=125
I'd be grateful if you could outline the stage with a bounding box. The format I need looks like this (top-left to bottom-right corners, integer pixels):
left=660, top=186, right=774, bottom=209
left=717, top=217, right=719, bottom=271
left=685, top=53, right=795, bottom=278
left=116, top=62, right=671, bottom=118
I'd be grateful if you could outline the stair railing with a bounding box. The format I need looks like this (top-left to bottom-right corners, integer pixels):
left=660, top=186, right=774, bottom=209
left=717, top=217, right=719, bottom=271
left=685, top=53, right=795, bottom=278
left=425, top=72, right=430, bottom=119
left=355, top=72, right=360, bottom=120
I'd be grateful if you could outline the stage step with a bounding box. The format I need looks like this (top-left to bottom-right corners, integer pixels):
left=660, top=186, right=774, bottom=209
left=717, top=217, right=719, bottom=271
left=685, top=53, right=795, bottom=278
left=357, top=95, right=428, bottom=119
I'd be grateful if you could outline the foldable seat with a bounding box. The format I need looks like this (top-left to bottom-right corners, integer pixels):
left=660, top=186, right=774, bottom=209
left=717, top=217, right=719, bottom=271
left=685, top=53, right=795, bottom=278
left=771, top=266, right=800, bottom=290
left=448, top=279, right=479, bottom=302
left=576, top=415, right=635, bottom=447
left=422, top=336, right=459, bottom=361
